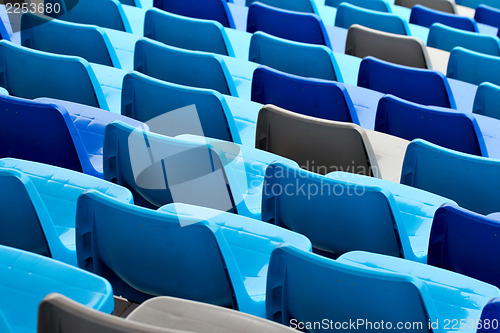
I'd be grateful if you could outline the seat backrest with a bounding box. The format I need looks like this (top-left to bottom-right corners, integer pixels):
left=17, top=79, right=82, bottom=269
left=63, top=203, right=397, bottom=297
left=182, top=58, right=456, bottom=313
left=395, top=0, right=456, bottom=14
left=478, top=298, right=500, bottom=333
left=335, top=3, right=410, bottom=35
left=428, top=204, right=500, bottom=289
left=410, top=4, right=479, bottom=31
left=121, top=72, right=238, bottom=143
left=45, top=0, right=132, bottom=32
left=325, top=0, right=391, bottom=12
left=375, top=95, right=487, bottom=156
left=255, top=105, right=379, bottom=176
left=103, top=121, right=237, bottom=210
left=266, top=245, right=433, bottom=332
left=134, top=38, right=237, bottom=97
left=153, top=0, right=235, bottom=28
left=428, top=23, right=500, bottom=56
left=401, top=139, right=500, bottom=215
left=251, top=66, right=358, bottom=124
left=346, top=24, right=431, bottom=69
left=246, top=0, right=318, bottom=13
left=38, top=293, right=176, bottom=333
left=475, top=4, right=500, bottom=28
left=447, top=46, right=500, bottom=86
left=76, top=190, right=234, bottom=304
left=249, top=31, right=342, bottom=81
left=247, top=3, right=330, bottom=48
left=0, top=40, right=108, bottom=109
left=473, top=82, right=500, bottom=121
left=262, top=164, right=402, bottom=258
left=144, top=8, right=234, bottom=57
left=358, top=56, right=456, bottom=108
left=21, top=13, right=120, bottom=68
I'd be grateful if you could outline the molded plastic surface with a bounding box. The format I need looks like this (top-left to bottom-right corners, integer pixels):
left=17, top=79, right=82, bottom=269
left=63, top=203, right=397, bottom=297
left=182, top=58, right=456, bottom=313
left=410, top=4, right=479, bottom=31
left=153, top=0, right=235, bottom=28
left=246, top=0, right=318, bottom=13
left=447, top=46, right=500, bottom=86
left=395, top=0, right=457, bottom=13
left=473, top=82, right=500, bottom=121
left=326, top=0, right=391, bottom=12
left=475, top=5, right=500, bottom=27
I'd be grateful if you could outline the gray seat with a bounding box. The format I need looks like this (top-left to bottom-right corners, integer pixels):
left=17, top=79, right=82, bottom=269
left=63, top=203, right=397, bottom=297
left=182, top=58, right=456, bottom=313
left=395, top=0, right=457, bottom=14
left=346, top=24, right=432, bottom=69
left=38, top=293, right=296, bottom=333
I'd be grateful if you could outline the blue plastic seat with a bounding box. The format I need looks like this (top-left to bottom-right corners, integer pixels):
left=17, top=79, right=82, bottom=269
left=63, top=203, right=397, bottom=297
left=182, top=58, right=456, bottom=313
left=475, top=5, right=500, bottom=28
left=144, top=8, right=235, bottom=57
left=251, top=66, right=358, bottom=123
left=103, top=121, right=298, bottom=218
left=428, top=204, right=500, bottom=289
left=0, top=158, right=133, bottom=265
left=478, top=298, right=500, bottom=333
left=121, top=71, right=241, bottom=143
left=76, top=192, right=311, bottom=317
left=0, top=16, right=10, bottom=41
left=375, top=95, right=487, bottom=156
left=447, top=47, right=500, bottom=86
left=247, top=3, right=331, bottom=48
left=134, top=38, right=238, bottom=97
left=153, top=0, right=235, bottom=28
left=249, top=31, right=342, bottom=81
left=427, top=23, right=500, bottom=56
left=410, top=4, right=479, bottom=31
left=401, top=139, right=500, bottom=215
left=46, top=0, right=133, bottom=32
left=335, top=3, right=410, bottom=35
left=473, top=82, right=500, bottom=121
left=358, top=56, right=457, bottom=108
left=0, top=40, right=108, bottom=109
left=326, top=0, right=392, bottom=12
left=0, top=245, right=114, bottom=333
left=21, top=14, right=121, bottom=68
left=246, top=0, right=319, bottom=13
left=457, top=0, right=500, bottom=10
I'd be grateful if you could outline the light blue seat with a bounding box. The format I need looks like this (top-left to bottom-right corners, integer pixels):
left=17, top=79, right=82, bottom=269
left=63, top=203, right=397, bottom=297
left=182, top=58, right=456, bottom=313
left=249, top=31, right=342, bottom=81
left=0, top=158, right=133, bottom=265
left=335, top=3, right=410, bottom=35
left=456, top=0, right=500, bottom=10
left=143, top=8, right=235, bottom=57
left=21, top=14, right=121, bottom=68
left=45, top=0, right=133, bottom=32
left=121, top=71, right=241, bottom=144
left=401, top=139, right=500, bottom=215
left=0, top=40, right=109, bottom=109
left=447, top=47, right=500, bottom=86
left=427, top=23, right=500, bottom=56
left=103, top=121, right=298, bottom=218
left=153, top=0, right=235, bottom=28
left=0, top=245, right=114, bottom=333
left=473, top=82, right=500, bottom=121
left=410, top=4, right=479, bottom=31
left=326, top=0, right=392, bottom=12
left=262, top=163, right=453, bottom=262
left=375, top=95, right=488, bottom=156
left=134, top=38, right=238, bottom=97
left=359, top=56, right=456, bottom=108
left=251, top=66, right=358, bottom=123
left=247, top=3, right=331, bottom=48
left=76, top=192, right=311, bottom=317
left=246, top=0, right=319, bottom=13
left=337, top=250, right=500, bottom=332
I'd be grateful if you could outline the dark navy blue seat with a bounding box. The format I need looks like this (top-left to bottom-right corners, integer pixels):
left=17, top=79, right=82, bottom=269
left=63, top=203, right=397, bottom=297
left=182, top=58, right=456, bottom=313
left=153, top=0, right=235, bottom=28
left=410, top=4, right=479, bottom=32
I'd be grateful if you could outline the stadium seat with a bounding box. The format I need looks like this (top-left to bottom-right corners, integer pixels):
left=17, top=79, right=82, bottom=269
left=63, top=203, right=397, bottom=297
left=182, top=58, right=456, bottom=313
left=251, top=66, right=359, bottom=124
left=375, top=95, right=488, bottom=156
left=0, top=40, right=108, bottom=109
left=358, top=56, right=456, bottom=108
left=428, top=204, right=500, bottom=289
left=401, top=139, right=500, bottom=214
left=121, top=71, right=240, bottom=143
left=76, top=192, right=311, bottom=316
left=0, top=16, right=10, bottom=41
left=473, top=82, right=500, bottom=121
left=474, top=5, right=500, bottom=28
left=427, top=23, right=500, bottom=56
left=395, top=0, right=457, bottom=13
left=0, top=245, right=113, bottom=333
left=410, top=4, right=479, bottom=31
left=134, top=38, right=238, bottom=97
left=346, top=24, right=431, bottom=69
left=447, top=47, right=500, bottom=86
left=143, top=8, right=235, bottom=57
left=21, top=14, right=121, bottom=68
left=262, top=163, right=453, bottom=261
left=335, top=3, right=410, bottom=35
left=153, top=0, right=235, bottom=28
left=478, top=298, right=500, bottom=333
left=246, top=3, right=331, bottom=48
left=249, top=31, right=342, bottom=81
left=456, top=0, right=500, bottom=10
left=246, top=0, right=318, bottom=13
left=326, top=0, right=391, bottom=12
left=0, top=158, right=133, bottom=265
